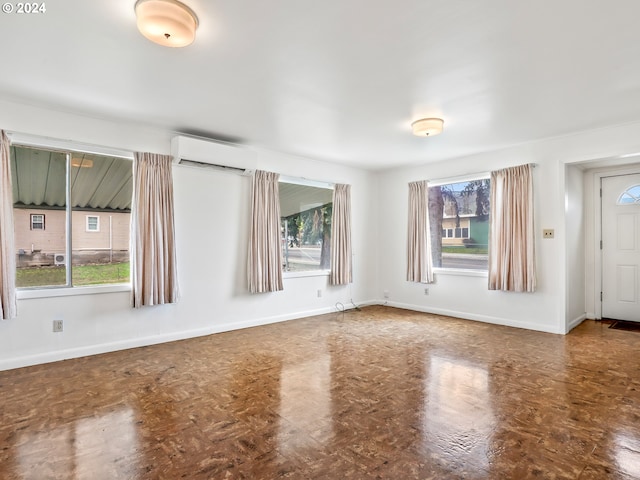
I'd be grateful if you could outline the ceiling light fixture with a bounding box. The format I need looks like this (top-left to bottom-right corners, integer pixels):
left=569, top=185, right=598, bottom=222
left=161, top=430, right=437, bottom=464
left=135, top=0, right=199, bottom=48
left=411, top=118, right=444, bottom=137
left=71, top=158, right=94, bottom=168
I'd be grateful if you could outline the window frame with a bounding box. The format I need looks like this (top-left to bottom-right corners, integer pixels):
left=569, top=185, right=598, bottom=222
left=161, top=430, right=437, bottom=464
left=9, top=132, right=134, bottom=294
left=429, top=173, right=491, bottom=276
left=30, top=213, right=45, bottom=230
left=617, top=185, right=640, bottom=205
left=279, top=175, right=334, bottom=279
left=442, top=224, right=470, bottom=239
left=86, top=215, right=100, bottom=232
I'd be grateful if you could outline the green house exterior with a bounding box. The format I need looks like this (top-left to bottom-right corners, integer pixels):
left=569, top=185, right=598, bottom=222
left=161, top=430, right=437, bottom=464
left=469, top=217, right=489, bottom=250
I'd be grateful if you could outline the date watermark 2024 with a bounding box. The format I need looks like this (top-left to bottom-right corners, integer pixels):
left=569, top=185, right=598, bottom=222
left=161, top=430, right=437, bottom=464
left=2, top=2, right=46, bottom=14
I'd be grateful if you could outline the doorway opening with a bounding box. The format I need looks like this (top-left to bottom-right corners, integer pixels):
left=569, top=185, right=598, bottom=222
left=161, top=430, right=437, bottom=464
left=600, top=173, right=640, bottom=322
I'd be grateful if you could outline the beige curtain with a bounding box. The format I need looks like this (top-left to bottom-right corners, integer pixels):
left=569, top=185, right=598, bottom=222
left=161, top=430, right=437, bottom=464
left=330, top=184, right=352, bottom=285
left=248, top=170, right=283, bottom=293
left=407, top=180, right=434, bottom=283
left=131, top=152, right=179, bottom=307
left=488, top=164, right=536, bottom=292
left=0, top=130, right=17, bottom=319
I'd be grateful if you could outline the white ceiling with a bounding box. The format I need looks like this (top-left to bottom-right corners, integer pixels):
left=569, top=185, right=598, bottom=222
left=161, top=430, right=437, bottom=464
left=1, top=1, right=640, bottom=170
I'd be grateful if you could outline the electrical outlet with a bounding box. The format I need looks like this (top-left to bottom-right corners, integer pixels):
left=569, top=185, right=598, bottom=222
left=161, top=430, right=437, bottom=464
left=424, top=287, right=429, bottom=295
left=53, top=319, right=63, bottom=333
left=317, top=289, right=322, bottom=298
left=543, top=229, right=554, bottom=239
left=383, top=290, right=390, bottom=299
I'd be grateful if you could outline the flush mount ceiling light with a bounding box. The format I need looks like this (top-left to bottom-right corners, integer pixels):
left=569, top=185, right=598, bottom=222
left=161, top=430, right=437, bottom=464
left=135, top=0, right=199, bottom=47
left=71, top=158, right=94, bottom=168
left=411, top=118, right=444, bottom=137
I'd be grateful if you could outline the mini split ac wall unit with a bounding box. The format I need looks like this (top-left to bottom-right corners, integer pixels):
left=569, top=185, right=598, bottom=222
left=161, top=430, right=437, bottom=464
left=171, top=135, right=257, bottom=176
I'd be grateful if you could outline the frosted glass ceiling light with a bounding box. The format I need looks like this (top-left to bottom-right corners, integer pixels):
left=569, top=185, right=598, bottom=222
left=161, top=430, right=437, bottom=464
left=411, top=118, right=444, bottom=137
left=135, top=0, right=199, bottom=48
left=71, top=158, right=94, bottom=168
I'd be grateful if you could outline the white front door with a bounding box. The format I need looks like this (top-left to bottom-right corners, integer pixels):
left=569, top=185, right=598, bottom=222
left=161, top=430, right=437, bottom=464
left=602, top=173, right=640, bottom=321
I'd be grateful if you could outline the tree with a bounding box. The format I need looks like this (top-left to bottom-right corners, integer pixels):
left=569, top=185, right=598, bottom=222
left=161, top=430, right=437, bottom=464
left=282, top=203, right=332, bottom=270
left=429, top=180, right=490, bottom=266
left=461, top=179, right=490, bottom=218
left=428, top=186, right=444, bottom=268
left=319, top=204, right=332, bottom=269
left=285, top=216, right=300, bottom=246
left=441, top=185, right=461, bottom=226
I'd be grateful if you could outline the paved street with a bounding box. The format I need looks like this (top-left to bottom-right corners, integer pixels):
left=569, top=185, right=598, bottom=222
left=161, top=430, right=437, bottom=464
left=441, top=253, right=488, bottom=270
left=283, top=247, right=488, bottom=271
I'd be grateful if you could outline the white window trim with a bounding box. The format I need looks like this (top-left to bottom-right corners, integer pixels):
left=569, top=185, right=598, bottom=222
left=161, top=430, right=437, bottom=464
left=433, top=268, right=488, bottom=278
left=429, top=172, right=490, bottom=187
left=279, top=175, right=334, bottom=277
left=7, top=132, right=134, bottom=160
left=283, top=270, right=330, bottom=279
left=455, top=227, right=470, bottom=239
left=86, top=215, right=100, bottom=232
left=279, top=175, right=334, bottom=190
left=433, top=175, right=490, bottom=274
left=11, top=133, right=133, bottom=292
left=17, top=284, right=132, bottom=299
left=442, top=228, right=470, bottom=239
left=30, top=214, right=44, bottom=230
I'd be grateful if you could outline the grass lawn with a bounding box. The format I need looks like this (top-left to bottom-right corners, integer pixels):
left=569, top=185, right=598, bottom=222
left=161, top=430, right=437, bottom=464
left=442, top=246, right=488, bottom=255
left=16, top=262, right=130, bottom=288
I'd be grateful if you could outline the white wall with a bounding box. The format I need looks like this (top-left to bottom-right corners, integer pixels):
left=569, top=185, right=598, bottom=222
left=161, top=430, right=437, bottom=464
left=0, top=99, right=377, bottom=370
left=377, top=121, right=640, bottom=335
left=565, top=164, right=586, bottom=330
left=377, top=150, right=563, bottom=334
left=5, top=96, right=640, bottom=369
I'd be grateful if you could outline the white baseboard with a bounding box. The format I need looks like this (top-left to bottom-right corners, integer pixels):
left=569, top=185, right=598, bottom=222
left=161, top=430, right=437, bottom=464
left=0, top=301, right=376, bottom=372
left=0, top=298, right=564, bottom=371
left=384, top=301, right=564, bottom=334
left=567, top=313, right=588, bottom=332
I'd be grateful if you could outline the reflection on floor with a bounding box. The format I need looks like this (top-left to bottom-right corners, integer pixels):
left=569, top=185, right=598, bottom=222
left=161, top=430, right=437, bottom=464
left=1, top=306, right=639, bottom=479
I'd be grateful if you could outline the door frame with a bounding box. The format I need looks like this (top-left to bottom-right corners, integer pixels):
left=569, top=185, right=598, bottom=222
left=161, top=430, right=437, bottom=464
left=590, top=164, right=640, bottom=319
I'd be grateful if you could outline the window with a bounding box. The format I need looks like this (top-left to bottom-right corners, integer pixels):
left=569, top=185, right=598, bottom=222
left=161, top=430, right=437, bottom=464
left=30, top=214, right=44, bottom=230
left=11, top=145, right=132, bottom=288
left=618, top=185, right=640, bottom=205
left=279, top=179, right=333, bottom=273
left=86, top=215, right=99, bottom=232
left=429, top=178, right=490, bottom=270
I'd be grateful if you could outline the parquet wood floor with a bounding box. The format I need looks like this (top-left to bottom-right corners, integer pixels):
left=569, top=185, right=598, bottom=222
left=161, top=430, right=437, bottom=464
left=1, top=306, right=639, bottom=479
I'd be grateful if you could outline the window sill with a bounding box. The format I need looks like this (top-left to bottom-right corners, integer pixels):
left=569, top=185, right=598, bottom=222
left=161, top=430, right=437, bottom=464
left=283, top=270, right=330, bottom=279
left=433, top=268, right=488, bottom=278
left=17, top=283, right=131, bottom=300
